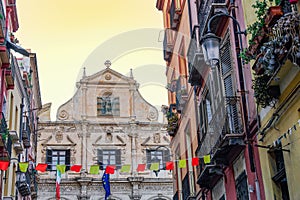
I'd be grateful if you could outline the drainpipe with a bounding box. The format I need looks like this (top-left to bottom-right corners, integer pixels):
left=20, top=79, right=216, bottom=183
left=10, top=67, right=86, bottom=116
left=230, top=1, right=261, bottom=199
left=16, top=101, right=24, bottom=200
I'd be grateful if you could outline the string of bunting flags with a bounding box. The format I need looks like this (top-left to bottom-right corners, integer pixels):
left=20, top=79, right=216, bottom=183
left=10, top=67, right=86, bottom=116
left=271, top=119, right=300, bottom=147
left=0, top=155, right=212, bottom=173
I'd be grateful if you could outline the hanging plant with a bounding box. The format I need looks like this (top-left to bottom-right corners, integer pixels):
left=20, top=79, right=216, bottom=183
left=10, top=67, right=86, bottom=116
left=252, top=74, right=279, bottom=108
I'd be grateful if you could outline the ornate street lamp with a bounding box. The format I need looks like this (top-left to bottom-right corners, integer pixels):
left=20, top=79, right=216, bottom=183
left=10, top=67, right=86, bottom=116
left=200, top=33, right=221, bottom=66
left=200, top=13, right=246, bottom=66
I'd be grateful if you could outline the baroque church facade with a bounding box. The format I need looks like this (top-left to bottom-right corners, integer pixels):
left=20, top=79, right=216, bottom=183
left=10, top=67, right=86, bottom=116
left=36, top=62, right=173, bottom=200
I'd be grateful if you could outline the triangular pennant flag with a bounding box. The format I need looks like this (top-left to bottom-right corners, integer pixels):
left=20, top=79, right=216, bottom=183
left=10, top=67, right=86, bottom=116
left=0, top=161, right=9, bottom=171
left=179, top=159, right=186, bottom=168
left=19, top=162, right=29, bottom=172
left=166, top=162, right=174, bottom=170
left=120, top=164, right=131, bottom=173
left=56, top=165, right=66, bottom=174
left=35, top=163, right=48, bottom=172
left=70, top=165, right=82, bottom=172
left=293, top=124, right=297, bottom=131
left=192, top=158, right=199, bottom=166
left=150, top=163, right=159, bottom=171
left=203, top=155, right=211, bottom=164
left=105, top=165, right=115, bottom=174
left=89, top=165, right=99, bottom=174
left=137, top=164, right=146, bottom=172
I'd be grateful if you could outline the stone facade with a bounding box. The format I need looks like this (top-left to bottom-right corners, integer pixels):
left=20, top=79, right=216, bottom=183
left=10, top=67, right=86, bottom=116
left=36, top=63, right=172, bottom=200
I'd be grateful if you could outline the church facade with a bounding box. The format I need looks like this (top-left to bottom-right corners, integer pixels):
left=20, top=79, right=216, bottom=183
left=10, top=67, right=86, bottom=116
left=36, top=62, right=173, bottom=200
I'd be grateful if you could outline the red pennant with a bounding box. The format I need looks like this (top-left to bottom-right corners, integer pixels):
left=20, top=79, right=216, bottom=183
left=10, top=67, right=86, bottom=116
left=137, top=164, right=146, bottom=172
left=105, top=165, right=115, bottom=174
left=165, top=161, right=174, bottom=170
left=0, top=161, right=9, bottom=171
left=70, top=165, right=82, bottom=172
left=192, top=158, right=199, bottom=166
left=35, top=163, right=48, bottom=172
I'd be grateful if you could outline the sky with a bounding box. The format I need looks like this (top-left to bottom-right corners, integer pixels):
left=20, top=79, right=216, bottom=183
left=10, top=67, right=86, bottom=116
left=15, top=0, right=168, bottom=120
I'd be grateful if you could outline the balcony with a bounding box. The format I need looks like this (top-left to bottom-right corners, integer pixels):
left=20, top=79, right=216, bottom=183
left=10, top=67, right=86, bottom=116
left=16, top=171, right=32, bottom=197
left=166, top=104, right=179, bottom=136
left=163, top=28, right=175, bottom=62
left=0, top=45, right=9, bottom=68
left=212, top=134, right=245, bottom=165
left=169, top=0, right=182, bottom=29
left=22, top=116, right=31, bottom=148
left=197, top=0, right=227, bottom=36
left=13, top=142, right=23, bottom=154
left=5, top=68, right=15, bottom=90
left=197, top=164, right=223, bottom=189
left=187, top=26, right=209, bottom=87
left=9, top=130, right=19, bottom=142
left=175, top=76, right=188, bottom=113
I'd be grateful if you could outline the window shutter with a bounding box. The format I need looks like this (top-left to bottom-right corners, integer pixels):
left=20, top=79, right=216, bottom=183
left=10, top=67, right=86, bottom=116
left=46, top=150, right=52, bottom=170
left=97, top=149, right=103, bottom=170
left=115, top=149, right=121, bottom=169
left=163, top=150, right=170, bottom=169
left=221, top=31, right=240, bottom=134
left=146, top=150, right=151, bottom=169
left=65, top=150, right=70, bottom=171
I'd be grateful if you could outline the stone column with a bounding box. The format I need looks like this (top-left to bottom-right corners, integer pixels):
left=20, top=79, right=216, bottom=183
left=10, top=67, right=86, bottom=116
left=129, top=117, right=138, bottom=176
left=81, top=122, right=88, bottom=170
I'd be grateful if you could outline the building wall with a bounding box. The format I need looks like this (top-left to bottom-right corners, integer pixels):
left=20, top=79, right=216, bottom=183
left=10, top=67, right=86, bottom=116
left=36, top=65, right=173, bottom=200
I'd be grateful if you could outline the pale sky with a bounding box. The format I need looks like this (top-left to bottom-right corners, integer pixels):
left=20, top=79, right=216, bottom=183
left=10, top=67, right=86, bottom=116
left=15, top=0, right=168, bottom=120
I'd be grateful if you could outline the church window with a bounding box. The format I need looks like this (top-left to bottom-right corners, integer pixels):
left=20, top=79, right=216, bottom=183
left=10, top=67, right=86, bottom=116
left=97, top=97, right=120, bottom=116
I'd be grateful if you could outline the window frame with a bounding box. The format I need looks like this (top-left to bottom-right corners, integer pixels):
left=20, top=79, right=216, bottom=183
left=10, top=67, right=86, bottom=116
left=97, top=96, right=120, bottom=116
left=98, top=149, right=121, bottom=169
left=46, top=149, right=70, bottom=171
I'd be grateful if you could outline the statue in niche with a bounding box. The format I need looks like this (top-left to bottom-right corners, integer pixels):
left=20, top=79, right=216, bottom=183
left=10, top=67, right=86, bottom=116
left=153, top=133, right=160, bottom=143
left=106, top=133, right=113, bottom=143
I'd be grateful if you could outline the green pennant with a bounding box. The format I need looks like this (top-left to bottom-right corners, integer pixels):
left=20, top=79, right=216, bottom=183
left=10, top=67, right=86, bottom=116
left=19, top=162, right=29, bottom=172
left=56, top=164, right=66, bottom=174
left=150, top=163, right=159, bottom=171
left=89, top=165, right=99, bottom=174
left=120, top=164, right=131, bottom=173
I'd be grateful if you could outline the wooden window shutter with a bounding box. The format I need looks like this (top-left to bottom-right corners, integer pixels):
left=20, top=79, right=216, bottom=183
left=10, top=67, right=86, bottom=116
left=46, top=149, right=52, bottom=170
left=146, top=150, right=151, bottom=169
left=221, top=31, right=241, bottom=133
left=97, top=149, right=103, bottom=170
left=115, top=149, right=121, bottom=169
left=163, top=150, right=170, bottom=169
left=65, top=150, right=70, bottom=171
